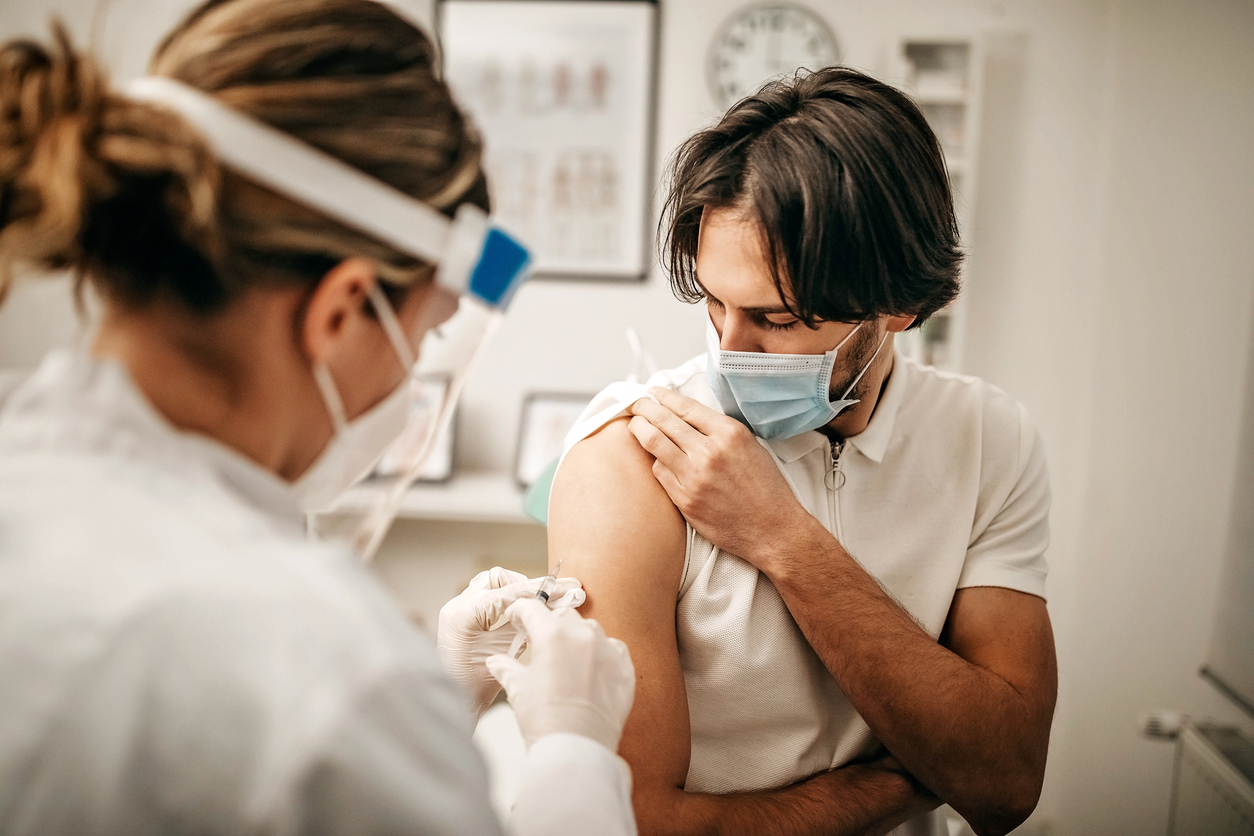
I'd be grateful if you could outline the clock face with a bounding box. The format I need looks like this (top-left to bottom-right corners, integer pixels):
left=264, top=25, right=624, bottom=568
left=707, top=4, right=840, bottom=109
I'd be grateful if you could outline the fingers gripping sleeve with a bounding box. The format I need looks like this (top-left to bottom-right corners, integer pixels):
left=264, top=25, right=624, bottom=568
left=509, top=734, right=637, bottom=836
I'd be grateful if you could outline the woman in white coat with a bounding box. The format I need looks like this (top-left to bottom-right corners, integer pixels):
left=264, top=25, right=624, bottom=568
left=0, top=3, right=635, bottom=834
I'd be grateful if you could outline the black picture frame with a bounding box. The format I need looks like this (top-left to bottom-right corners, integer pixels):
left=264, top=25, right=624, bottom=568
left=438, top=0, right=660, bottom=282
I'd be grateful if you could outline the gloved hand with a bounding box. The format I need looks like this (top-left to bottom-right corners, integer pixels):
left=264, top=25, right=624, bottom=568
left=486, top=599, right=635, bottom=753
left=437, top=567, right=584, bottom=715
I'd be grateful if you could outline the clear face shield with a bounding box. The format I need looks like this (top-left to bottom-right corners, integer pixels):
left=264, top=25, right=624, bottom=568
left=315, top=215, right=531, bottom=560
left=122, top=77, right=532, bottom=561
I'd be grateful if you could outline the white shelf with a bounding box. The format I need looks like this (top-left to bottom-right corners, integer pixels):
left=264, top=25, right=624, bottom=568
left=893, top=34, right=986, bottom=374
left=334, top=471, right=536, bottom=525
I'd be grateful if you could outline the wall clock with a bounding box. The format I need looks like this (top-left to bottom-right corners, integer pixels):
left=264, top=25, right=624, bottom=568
left=707, top=3, right=840, bottom=109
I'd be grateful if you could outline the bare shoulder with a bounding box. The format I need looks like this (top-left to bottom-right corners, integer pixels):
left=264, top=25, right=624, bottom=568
left=549, top=416, right=687, bottom=623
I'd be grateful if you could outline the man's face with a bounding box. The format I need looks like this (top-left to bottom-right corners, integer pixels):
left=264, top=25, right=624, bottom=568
left=695, top=206, right=885, bottom=405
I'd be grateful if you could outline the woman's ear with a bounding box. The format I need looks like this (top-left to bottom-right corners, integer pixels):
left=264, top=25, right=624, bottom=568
left=301, top=258, right=378, bottom=365
left=885, top=313, right=918, bottom=333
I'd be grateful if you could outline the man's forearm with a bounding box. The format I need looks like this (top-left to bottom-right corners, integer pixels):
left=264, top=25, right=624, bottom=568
left=642, top=760, right=937, bottom=836
left=756, top=520, right=1047, bottom=834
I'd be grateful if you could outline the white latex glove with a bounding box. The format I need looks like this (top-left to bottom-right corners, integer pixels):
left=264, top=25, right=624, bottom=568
left=486, top=599, right=635, bottom=753
left=437, top=567, right=585, bottom=715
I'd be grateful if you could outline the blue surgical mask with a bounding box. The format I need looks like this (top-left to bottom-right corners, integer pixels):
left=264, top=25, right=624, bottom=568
left=706, top=316, right=888, bottom=440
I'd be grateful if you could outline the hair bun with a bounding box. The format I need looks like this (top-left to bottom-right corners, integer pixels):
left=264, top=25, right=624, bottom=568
left=2, top=0, right=485, bottom=314
left=0, top=21, right=223, bottom=307
left=0, top=24, right=108, bottom=292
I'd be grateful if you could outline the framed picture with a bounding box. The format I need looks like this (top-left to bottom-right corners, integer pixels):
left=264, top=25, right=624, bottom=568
left=439, top=0, right=658, bottom=280
left=375, top=376, right=456, bottom=483
left=515, top=392, right=596, bottom=487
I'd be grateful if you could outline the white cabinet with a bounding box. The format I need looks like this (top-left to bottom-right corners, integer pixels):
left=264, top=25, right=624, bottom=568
left=891, top=37, right=986, bottom=372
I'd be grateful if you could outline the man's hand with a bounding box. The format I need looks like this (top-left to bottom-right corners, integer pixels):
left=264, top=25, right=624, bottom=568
left=626, top=386, right=811, bottom=560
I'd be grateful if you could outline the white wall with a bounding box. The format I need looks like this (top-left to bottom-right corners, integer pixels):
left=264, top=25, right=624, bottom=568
left=1038, top=3, right=1254, bottom=834
left=2, top=1, right=1253, bottom=834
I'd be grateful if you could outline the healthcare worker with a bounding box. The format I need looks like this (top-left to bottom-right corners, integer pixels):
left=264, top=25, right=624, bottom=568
left=0, top=2, right=636, bottom=834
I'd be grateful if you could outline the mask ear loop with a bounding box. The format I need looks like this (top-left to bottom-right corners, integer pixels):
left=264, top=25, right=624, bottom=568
left=312, top=364, right=349, bottom=432
left=367, top=283, right=419, bottom=370
left=833, top=320, right=863, bottom=353
left=309, top=282, right=416, bottom=437
left=838, top=332, right=890, bottom=401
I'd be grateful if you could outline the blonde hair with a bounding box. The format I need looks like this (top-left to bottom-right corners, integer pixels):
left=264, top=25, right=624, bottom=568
left=0, top=0, right=486, bottom=312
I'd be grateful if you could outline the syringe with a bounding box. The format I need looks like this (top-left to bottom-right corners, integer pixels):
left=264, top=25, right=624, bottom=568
left=507, top=559, right=562, bottom=659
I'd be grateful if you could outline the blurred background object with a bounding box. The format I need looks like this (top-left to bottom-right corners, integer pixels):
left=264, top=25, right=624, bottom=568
left=705, top=3, right=841, bottom=109
left=1, top=0, right=1252, bottom=833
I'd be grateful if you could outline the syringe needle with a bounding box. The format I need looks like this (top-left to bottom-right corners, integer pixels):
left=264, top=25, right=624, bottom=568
left=508, top=561, right=564, bottom=658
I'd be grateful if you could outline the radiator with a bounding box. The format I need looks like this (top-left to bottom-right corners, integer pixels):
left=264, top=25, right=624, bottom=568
left=1169, top=723, right=1254, bottom=836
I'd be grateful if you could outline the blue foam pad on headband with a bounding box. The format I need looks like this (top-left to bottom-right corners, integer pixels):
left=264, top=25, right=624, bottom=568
left=469, top=228, right=531, bottom=308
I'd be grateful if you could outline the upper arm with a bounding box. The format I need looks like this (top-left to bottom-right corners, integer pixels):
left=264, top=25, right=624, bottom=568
left=548, top=417, right=691, bottom=794
left=947, top=406, right=1057, bottom=771
left=940, top=587, right=1057, bottom=764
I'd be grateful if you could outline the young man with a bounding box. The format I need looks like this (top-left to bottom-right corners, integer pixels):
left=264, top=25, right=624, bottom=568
left=549, top=68, right=1057, bottom=836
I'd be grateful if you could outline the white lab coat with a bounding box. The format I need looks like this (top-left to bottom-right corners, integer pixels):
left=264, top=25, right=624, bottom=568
left=0, top=349, right=635, bottom=836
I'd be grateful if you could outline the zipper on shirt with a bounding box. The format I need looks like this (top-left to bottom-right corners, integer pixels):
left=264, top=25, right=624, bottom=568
left=825, top=439, right=846, bottom=542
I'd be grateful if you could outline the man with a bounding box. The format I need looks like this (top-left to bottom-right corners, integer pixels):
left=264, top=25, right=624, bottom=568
left=549, top=68, right=1056, bottom=836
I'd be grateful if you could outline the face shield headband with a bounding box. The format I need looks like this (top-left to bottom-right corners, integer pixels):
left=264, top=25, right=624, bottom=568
left=125, top=76, right=530, bottom=560
left=124, top=76, right=531, bottom=310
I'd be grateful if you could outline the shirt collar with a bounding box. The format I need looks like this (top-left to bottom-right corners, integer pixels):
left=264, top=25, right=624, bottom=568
left=181, top=431, right=306, bottom=530
left=764, top=430, right=828, bottom=463
left=763, top=349, right=907, bottom=465
left=843, top=349, right=907, bottom=464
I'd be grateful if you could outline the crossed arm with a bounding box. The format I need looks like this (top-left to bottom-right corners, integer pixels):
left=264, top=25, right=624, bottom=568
left=549, top=418, right=938, bottom=836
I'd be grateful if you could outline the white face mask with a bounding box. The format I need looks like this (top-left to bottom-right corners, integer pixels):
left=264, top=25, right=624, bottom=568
left=292, top=286, right=417, bottom=512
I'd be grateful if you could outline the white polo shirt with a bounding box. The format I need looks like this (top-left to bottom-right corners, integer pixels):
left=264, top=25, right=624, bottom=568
left=561, top=347, right=1049, bottom=836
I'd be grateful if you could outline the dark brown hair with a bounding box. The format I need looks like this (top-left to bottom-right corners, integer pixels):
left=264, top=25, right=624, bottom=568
left=0, top=0, right=487, bottom=313
left=661, top=66, right=962, bottom=327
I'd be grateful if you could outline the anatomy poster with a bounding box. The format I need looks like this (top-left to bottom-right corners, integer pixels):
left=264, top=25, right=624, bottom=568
left=440, top=1, right=656, bottom=279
